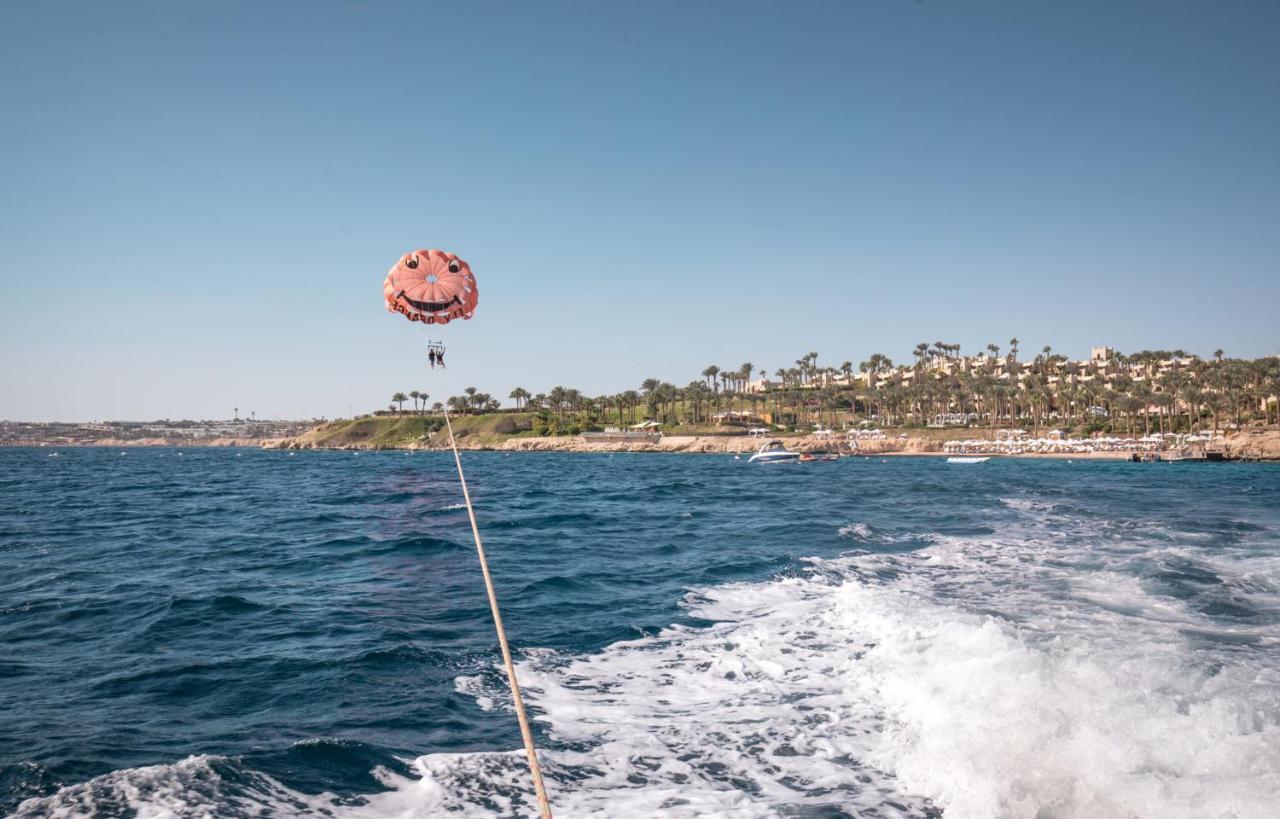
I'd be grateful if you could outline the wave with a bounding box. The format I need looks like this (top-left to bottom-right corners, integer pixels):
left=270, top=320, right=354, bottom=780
left=18, top=550, right=1280, bottom=817
left=11, top=454, right=1280, bottom=818
left=838, top=521, right=873, bottom=540
left=10, top=749, right=417, bottom=819
left=462, top=556, right=1280, bottom=817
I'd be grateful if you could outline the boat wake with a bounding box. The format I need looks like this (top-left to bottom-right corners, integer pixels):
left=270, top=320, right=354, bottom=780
left=15, top=496, right=1280, bottom=818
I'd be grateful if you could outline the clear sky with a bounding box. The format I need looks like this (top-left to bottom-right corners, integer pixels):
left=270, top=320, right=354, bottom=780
left=2, top=1, right=1277, bottom=421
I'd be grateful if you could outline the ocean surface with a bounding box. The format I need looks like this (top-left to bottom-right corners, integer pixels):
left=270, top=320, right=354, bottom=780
left=2, top=447, right=1278, bottom=818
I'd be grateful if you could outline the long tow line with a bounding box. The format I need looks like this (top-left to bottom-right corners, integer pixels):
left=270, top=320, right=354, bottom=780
left=441, top=409, right=553, bottom=819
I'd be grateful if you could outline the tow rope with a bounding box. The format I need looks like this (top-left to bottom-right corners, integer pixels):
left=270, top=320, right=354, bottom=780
left=442, top=409, right=553, bottom=818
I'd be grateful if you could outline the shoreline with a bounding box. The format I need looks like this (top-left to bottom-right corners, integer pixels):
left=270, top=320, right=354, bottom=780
left=9, top=430, right=1278, bottom=461
left=1, top=437, right=1127, bottom=458
left=2, top=437, right=271, bottom=448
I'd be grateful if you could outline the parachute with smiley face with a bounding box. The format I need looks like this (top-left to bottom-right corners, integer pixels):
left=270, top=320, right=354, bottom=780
left=383, top=249, right=478, bottom=325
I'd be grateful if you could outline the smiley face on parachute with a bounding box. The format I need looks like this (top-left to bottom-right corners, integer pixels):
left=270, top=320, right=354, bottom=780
left=383, top=249, right=479, bottom=324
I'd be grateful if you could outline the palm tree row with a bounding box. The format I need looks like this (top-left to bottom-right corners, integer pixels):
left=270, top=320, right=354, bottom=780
left=388, top=391, right=437, bottom=415
left=387, top=388, right=498, bottom=416
left=535, top=347, right=1277, bottom=434
left=385, top=343, right=1279, bottom=435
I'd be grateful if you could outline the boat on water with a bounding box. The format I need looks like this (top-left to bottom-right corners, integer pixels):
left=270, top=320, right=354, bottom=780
left=748, top=440, right=801, bottom=464
left=946, top=456, right=991, bottom=464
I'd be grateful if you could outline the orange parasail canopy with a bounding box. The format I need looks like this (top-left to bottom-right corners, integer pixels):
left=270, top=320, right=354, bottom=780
left=383, top=249, right=478, bottom=325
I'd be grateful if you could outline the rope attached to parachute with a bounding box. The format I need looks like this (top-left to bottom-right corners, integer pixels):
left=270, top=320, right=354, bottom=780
left=442, top=409, right=553, bottom=819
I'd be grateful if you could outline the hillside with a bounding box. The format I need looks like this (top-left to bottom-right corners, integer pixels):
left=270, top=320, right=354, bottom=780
left=265, top=413, right=537, bottom=450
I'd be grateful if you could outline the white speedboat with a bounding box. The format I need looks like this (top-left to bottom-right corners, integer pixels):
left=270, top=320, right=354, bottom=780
left=748, top=440, right=800, bottom=464
left=946, top=456, right=991, bottom=464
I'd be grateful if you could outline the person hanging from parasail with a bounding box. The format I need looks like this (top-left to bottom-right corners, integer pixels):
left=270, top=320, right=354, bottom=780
left=383, top=248, right=477, bottom=367
left=381, top=246, right=552, bottom=818
left=427, top=342, right=446, bottom=369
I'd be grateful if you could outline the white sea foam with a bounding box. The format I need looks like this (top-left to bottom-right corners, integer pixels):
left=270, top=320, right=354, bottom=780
left=20, top=499, right=1280, bottom=818
left=998, top=496, right=1043, bottom=512
left=11, top=754, right=291, bottom=819
left=498, top=555, right=1278, bottom=818
left=838, top=521, right=873, bottom=539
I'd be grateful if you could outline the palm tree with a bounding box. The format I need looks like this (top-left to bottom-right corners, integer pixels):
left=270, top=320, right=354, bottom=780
left=548, top=386, right=569, bottom=419
left=1182, top=385, right=1203, bottom=432
left=1009, top=338, right=1020, bottom=361
left=703, top=365, right=720, bottom=390
left=509, top=387, right=530, bottom=410
left=391, top=392, right=408, bottom=414
left=913, top=343, right=929, bottom=369
left=1134, top=381, right=1154, bottom=435
left=409, top=390, right=421, bottom=414
left=622, top=390, right=640, bottom=423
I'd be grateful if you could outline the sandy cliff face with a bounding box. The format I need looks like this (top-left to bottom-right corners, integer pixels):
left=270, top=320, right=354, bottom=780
left=494, top=435, right=938, bottom=454
left=260, top=425, right=1280, bottom=459
left=498, top=435, right=752, bottom=453
left=1214, top=429, right=1280, bottom=460
left=264, top=425, right=945, bottom=454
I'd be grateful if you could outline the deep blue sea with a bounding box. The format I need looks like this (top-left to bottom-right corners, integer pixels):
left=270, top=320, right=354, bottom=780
left=2, top=447, right=1278, bottom=818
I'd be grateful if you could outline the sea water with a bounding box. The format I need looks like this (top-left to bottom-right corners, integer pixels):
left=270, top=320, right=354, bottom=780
left=1, top=448, right=1278, bottom=818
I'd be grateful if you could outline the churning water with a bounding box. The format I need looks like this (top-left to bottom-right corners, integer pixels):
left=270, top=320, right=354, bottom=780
left=2, top=448, right=1278, bottom=817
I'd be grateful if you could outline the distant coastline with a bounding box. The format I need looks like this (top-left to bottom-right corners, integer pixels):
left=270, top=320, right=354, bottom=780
left=255, top=417, right=1279, bottom=461
left=0, top=419, right=315, bottom=449
left=2, top=437, right=270, bottom=448
left=8, top=416, right=1280, bottom=460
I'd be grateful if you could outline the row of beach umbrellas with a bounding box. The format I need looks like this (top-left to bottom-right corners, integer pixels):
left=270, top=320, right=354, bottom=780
left=944, top=432, right=1220, bottom=454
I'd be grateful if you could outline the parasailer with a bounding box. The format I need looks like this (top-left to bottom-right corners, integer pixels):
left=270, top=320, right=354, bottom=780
left=427, top=342, right=446, bottom=369
left=384, top=248, right=476, bottom=367
left=379, top=246, right=551, bottom=817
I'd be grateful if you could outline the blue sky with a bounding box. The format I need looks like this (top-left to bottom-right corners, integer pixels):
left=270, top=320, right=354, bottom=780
left=2, top=1, right=1277, bottom=421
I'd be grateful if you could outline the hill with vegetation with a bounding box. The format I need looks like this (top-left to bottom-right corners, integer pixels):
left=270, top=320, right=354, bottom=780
left=271, top=413, right=539, bottom=450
